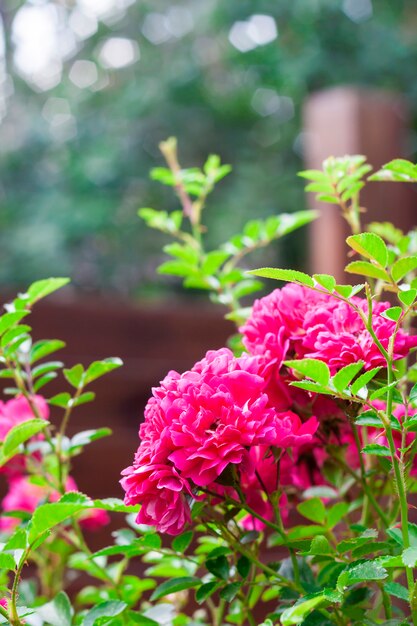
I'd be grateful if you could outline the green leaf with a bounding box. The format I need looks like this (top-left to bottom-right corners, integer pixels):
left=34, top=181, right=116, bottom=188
left=332, top=362, right=364, bottom=392
left=380, top=306, right=402, bottom=322
left=369, top=381, right=398, bottom=401
left=1, top=325, right=31, bottom=348
left=72, top=392, right=96, bottom=407
left=172, top=531, right=193, bottom=553
left=313, top=274, right=336, bottom=292
left=32, top=361, right=63, bottom=379
left=48, top=392, right=72, bottom=408
left=361, top=444, right=391, bottom=457
left=237, top=555, right=251, bottom=578
left=163, top=243, right=199, bottom=265
left=340, top=560, right=388, bottom=586
left=346, top=233, right=388, bottom=267
left=350, top=367, right=382, bottom=395
left=195, top=581, right=219, bottom=604
left=83, top=600, right=128, bottom=626
left=84, top=358, right=123, bottom=385
left=201, top=251, right=230, bottom=275
left=27, top=278, right=70, bottom=304
left=29, top=499, right=90, bottom=542
left=402, top=547, right=417, bottom=568
left=0, top=311, right=30, bottom=336
left=220, top=582, right=242, bottom=601
left=33, top=372, right=57, bottom=391
left=308, top=535, right=332, bottom=555
left=345, top=261, right=389, bottom=281
left=248, top=267, right=314, bottom=287
left=327, top=503, right=349, bottom=529
left=1, top=418, right=49, bottom=465
left=150, top=577, right=201, bottom=601
left=281, top=590, right=341, bottom=626
left=158, top=260, right=195, bottom=277
left=69, top=428, right=112, bottom=452
left=355, top=410, right=383, bottom=428
left=37, top=592, right=73, bottom=626
left=297, top=498, right=326, bottom=524
left=399, top=289, right=417, bottom=307
left=385, top=581, right=409, bottom=601
left=290, top=381, right=333, bottom=395
left=392, top=256, right=417, bottom=282
left=370, top=159, right=417, bottom=182
left=30, top=339, right=65, bottom=363
left=92, top=498, right=138, bottom=513
left=206, top=555, right=230, bottom=580
left=284, top=359, right=330, bottom=387
left=64, top=364, right=84, bottom=388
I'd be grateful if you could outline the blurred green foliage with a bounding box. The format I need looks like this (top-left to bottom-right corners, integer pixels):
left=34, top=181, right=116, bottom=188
left=0, top=0, right=417, bottom=296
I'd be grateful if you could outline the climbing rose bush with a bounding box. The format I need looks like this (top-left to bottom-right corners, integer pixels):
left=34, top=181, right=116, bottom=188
left=5, top=149, right=417, bottom=626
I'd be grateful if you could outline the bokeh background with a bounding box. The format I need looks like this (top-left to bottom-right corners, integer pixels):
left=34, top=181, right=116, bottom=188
left=1, top=0, right=417, bottom=498
left=1, top=0, right=417, bottom=297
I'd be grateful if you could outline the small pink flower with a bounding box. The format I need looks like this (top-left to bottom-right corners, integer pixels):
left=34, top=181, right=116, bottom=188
left=242, top=285, right=417, bottom=375
left=121, top=464, right=192, bottom=535
left=273, top=412, right=318, bottom=448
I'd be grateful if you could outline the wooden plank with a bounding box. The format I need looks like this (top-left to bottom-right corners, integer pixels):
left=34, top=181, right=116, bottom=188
left=303, top=86, right=414, bottom=281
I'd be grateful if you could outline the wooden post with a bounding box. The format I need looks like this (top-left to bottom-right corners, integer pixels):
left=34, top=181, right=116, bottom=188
left=303, top=87, right=415, bottom=281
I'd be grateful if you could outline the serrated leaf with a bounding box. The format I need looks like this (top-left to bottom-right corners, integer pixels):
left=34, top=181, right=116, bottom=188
left=399, top=289, right=417, bottom=307
left=237, top=555, right=251, bottom=578
left=26, top=278, right=70, bottom=304
left=158, top=260, right=195, bottom=277
left=150, top=577, right=200, bottom=601
left=402, top=547, right=417, bottom=568
left=206, top=555, right=230, bottom=580
left=369, top=159, right=417, bottom=182
left=280, top=590, right=340, bottom=626
left=345, top=261, right=389, bottom=281
left=313, top=274, right=336, bottom=291
left=84, top=358, right=123, bottom=385
left=36, top=592, right=73, bottom=626
left=195, top=581, right=219, bottom=604
left=83, top=600, right=127, bottom=626
left=346, top=233, right=388, bottom=267
left=0, top=311, right=30, bottom=336
left=308, top=535, right=332, bottom=555
left=350, top=367, right=382, bottom=395
left=342, top=560, right=388, bottom=584
left=290, top=381, right=333, bottom=395
left=380, top=306, right=402, bottom=322
left=30, top=339, right=65, bottom=363
left=48, top=392, right=71, bottom=408
left=332, top=361, right=364, bottom=392
left=284, top=359, right=330, bottom=387
left=64, top=364, right=84, bottom=388
left=392, top=256, right=417, bottom=282
left=69, top=428, right=112, bottom=451
left=385, top=581, right=409, bottom=601
left=1, top=418, right=49, bottom=463
left=248, top=267, right=314, bottom=287
left=220, top=582, right=242, bottom=601
left=369, top=381, right=397, bottom=401
left=361, top=444, right=391, bottom=457
left=29, top=500, right=90, bottom=541
left=297, top=498, right=326, bottom=524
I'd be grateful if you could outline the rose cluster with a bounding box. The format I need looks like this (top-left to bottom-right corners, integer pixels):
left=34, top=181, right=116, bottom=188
left=122, top=284, right=417, bottom=535
left=0, top=395, right=109, bottom=533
